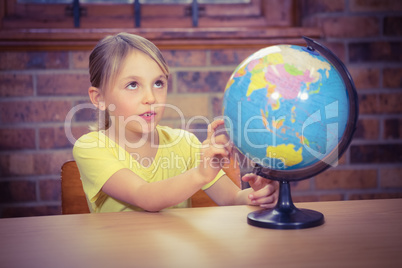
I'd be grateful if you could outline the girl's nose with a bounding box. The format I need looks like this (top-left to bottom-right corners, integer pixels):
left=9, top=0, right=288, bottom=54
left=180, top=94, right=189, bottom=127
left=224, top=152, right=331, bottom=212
left=143, top=88, right=156, bottom=104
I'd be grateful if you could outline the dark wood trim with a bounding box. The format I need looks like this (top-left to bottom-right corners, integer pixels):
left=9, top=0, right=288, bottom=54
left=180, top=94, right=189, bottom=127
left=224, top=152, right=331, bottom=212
left=0, top=27, right=322, bottom=50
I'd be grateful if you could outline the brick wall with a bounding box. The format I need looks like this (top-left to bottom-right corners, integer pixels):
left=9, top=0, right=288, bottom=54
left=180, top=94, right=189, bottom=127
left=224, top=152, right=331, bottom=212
left=1, top=0, right=402, bottom=217
left=291, top=0, right=402, bottom=202
left=0, top=51, right=91, bottom=217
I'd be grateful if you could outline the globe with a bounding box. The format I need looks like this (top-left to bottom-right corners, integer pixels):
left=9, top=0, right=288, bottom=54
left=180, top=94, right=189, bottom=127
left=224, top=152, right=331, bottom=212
left=223, top=37, right=358, bottom=182
left=222, top=37, right=358, bottom=229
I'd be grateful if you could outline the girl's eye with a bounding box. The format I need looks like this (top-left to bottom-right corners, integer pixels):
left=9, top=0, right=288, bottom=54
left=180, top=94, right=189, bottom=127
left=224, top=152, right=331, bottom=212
left=154, top=80, right=165, bottom=89
left=127, top=82, right=138, bottom=90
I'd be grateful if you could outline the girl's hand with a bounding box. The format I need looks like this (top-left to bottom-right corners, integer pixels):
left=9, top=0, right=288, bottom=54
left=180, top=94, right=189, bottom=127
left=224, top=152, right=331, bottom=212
left=242, top=173, right=279, bottom=208
left=196, top=119, right=232, bottom=183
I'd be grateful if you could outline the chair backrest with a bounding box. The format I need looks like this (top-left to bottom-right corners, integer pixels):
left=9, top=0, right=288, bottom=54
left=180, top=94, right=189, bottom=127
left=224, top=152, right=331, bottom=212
left=61, top=161, right=90, bottom=214
left=61, top=160, right=230, bottom=214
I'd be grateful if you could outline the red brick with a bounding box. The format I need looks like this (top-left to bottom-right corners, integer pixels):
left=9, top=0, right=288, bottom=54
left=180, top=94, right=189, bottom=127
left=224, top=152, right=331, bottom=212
left=0, top=51, right=68, bottom=70
left=262, top=0, right=294, bottom=26
left=39, top=127, right=70, bottom=150
left=0, top=153, right=34, bottom=176
left=0, top=128, right=36, bottom=150
left=1, top=205, right=61, bottom=218
left=380, top=167, right=402, bottom=188
left=315, top=169, right=377, bottom=190
left=0, top=52, right=29, bottom=70
left=212, top=96, right=223, bottom=118
left=301, top=16, right=318, bottom=28
left=354, top=118, right=379, bottom=140
left=321, top=42, right=346, bottom=62
left=0, top=181, right=36, bottom=203
left=358, top=94, right=379, bottom=115
left=383, top=68, right=402, bottom=88
left=379, top=93, right=402, bottom=114
left=71, top=51, right=91, bottom=69
left=211, top=49, right=257, bottom=65
left=34, top=151, right=73, bottom=176
left=338, top=152, right=347, bottom=166
left=39, top=179, right=61, bottom=201
left=359, top=93, right=402, bottom=114
left=177, top=71, right=232, bottom=93
left=350, top=144, right=402, bottom=164
left=0, top=73, right=33, bottom=97
left=348, top=67, right=380, bottom=90
left=291, top=179, right=311, bottom=191
left=293, top=194, right=344, bottom=203
left=37, top=73, right=90, bottom=96
left=349, top=193, right=402, bottom=200
left=349, top=0, right=402, bottom=12
left=301, top=0, right=345, bottom=17
left=167, top=75, right=173, bottom=93
left=384, top=118, right=402, bottom=139
left=72, top=100, right=97, bottom=122
left=161, top=50, right=207, bottom=67
left=349, top=42, right=402, bottom=63
left=39, top=125, right=89, bottom=149
left=293, top=195, right=319, bottom=202
left=321, top=16, right=380, bottom=38
left=0, top=151, right=72, bottom=176
left=0, top=100, right=72, bottom=123
left=384, top=16, right=402, bottom=37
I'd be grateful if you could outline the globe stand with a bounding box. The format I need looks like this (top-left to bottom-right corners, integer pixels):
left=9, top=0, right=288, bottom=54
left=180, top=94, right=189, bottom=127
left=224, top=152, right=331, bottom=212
left=247, top=180, right=324, bottom=229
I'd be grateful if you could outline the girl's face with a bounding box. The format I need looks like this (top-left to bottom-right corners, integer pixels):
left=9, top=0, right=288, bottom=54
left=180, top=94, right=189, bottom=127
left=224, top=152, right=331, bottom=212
left=103, top=49, right=168, bottom=137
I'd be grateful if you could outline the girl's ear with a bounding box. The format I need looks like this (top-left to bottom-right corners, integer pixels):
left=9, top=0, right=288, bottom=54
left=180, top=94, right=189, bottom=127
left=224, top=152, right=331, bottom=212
left=88, top=86, right=106, bottom=111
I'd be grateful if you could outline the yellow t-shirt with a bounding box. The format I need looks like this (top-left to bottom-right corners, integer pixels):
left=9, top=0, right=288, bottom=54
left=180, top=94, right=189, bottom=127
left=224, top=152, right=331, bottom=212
left=73, top=125, right=225, bottom=213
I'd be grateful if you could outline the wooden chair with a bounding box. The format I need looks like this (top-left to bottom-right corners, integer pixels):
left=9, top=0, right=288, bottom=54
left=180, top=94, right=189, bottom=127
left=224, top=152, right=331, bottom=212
left=61, top=160, right=240, bottom=214
left=61, top=161, right=90, bottom=214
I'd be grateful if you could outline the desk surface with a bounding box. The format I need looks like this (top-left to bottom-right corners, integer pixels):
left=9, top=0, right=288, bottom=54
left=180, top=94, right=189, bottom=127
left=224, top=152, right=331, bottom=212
left=1, top=199, right=401, bottom=268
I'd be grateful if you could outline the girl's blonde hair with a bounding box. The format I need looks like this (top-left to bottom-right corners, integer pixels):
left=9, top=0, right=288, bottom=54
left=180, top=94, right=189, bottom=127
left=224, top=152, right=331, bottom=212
left=88, top=32, right=169, bottom=130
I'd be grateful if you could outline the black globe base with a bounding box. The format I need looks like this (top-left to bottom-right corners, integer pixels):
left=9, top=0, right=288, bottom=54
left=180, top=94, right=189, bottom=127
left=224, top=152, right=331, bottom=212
left=247, top=207, right=324, bottom=229
left=247, top=180, right=324, bottom=229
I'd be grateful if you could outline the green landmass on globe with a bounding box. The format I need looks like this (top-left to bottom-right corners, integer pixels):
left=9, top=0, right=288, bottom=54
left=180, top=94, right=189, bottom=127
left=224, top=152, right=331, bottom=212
left=223, top=44, right=349, bottom=172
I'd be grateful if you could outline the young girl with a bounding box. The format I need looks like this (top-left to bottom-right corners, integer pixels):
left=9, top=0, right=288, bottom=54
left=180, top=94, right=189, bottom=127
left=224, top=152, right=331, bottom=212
left=73, top=32, right=278, bottom=213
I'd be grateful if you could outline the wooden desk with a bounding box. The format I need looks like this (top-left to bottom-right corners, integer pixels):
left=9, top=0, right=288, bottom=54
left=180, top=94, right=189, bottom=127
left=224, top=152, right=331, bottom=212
left=0, top=199, right=401, bottom=268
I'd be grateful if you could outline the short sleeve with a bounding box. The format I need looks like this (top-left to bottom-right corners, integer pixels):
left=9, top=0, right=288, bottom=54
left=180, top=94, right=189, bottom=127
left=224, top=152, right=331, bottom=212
left=72, top=132, right=126, bottom=203
left=201, top=169, right=226, bottom=190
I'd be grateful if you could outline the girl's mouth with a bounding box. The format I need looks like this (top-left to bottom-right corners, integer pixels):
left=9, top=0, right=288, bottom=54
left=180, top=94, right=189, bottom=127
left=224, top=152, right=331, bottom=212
left=139, top=112, right=156, bottom=121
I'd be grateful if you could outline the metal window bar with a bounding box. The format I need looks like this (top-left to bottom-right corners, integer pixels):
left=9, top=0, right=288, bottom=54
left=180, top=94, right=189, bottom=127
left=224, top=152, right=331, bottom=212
left=73, top=0, right=80, bottom=27
left=192, top=0, right=199, bottom=27
left=69, top=0, right=201, bottom=28
left=134, top=0, right=200, bottom=28
left=134, top=0, right=141, bottom=27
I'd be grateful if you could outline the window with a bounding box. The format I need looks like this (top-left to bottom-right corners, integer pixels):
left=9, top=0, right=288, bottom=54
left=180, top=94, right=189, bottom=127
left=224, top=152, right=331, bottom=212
left=0, top=0, right=316, bottom=50
left=1, top=0, right=295, bottom=29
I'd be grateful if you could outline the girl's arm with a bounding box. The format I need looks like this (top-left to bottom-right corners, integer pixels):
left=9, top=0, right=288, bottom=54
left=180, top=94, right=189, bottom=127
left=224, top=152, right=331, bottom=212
left=101, top=120, right=229, bottom=212
left=102, top=167, right=210, bottom=212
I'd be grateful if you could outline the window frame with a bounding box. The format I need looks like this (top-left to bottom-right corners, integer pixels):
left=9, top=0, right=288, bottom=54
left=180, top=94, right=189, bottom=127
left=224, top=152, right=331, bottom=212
left=0, top=0, right=321, bottom=50
left=1, top=0, right=295, bottom=29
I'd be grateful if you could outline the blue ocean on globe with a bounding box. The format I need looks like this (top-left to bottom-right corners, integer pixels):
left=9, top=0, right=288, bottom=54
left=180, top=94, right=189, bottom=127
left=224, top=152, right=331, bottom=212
left=222, top=44, right=349, bottom=171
